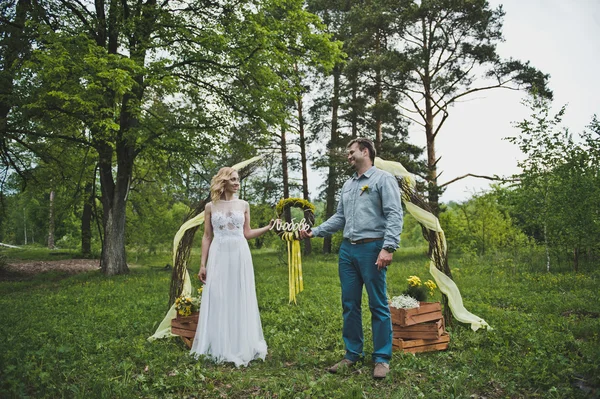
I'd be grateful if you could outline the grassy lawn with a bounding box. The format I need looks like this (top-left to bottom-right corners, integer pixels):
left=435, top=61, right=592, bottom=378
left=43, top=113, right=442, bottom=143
left=0, top=246, right=598, bottom=398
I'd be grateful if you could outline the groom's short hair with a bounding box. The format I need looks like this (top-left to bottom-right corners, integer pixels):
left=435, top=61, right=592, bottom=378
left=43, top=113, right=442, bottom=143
left=348, top=137, right=376, bottom=163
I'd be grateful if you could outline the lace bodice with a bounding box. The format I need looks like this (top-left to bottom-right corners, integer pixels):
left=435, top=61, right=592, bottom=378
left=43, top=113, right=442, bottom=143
left=210, top=199, right=247, bottom=239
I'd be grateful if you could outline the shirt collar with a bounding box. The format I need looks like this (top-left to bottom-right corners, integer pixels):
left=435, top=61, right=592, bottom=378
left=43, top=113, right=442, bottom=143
left=353, top=165, right=377, bottom=180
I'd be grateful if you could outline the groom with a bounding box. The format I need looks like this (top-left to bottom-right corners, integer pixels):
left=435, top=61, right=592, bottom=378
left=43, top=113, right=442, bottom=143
left=300, top=137, right=403, bottom=379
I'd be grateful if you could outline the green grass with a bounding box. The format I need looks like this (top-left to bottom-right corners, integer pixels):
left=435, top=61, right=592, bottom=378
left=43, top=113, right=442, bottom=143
left=0, top=245, right=599, bottom=398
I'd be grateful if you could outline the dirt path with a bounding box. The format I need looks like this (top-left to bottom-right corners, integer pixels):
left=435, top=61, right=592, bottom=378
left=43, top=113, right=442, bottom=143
left=1, top=259, right=100, bottom=279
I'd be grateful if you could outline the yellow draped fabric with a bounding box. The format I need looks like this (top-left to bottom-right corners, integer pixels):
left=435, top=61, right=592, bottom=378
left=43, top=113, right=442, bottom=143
left=374, top=157, right=491, bottom=331
left=282, top=233, right=304, bottom=304
left=148, top=155, right=264, bottom=341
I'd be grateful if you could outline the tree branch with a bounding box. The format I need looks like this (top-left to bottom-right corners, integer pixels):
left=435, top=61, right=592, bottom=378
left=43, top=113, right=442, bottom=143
left=439, top=173, right=516, bottom=189
left=399, top=90, right=426, bottom=121
left=432, top=110, right=448, bottom=139
left=445, top=79, right=519, bottom=106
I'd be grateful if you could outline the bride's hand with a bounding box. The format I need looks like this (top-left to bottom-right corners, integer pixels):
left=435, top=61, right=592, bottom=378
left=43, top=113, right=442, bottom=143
left=198, top=266, right=207, bottom=283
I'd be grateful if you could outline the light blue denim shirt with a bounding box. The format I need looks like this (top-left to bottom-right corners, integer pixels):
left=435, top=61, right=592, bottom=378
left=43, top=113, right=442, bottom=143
left=312, top=166, right=403, bottom=250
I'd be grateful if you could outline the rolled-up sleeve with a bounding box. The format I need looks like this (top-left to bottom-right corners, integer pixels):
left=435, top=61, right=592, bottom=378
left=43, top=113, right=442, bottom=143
left=380, top=174, right=403, bottom=249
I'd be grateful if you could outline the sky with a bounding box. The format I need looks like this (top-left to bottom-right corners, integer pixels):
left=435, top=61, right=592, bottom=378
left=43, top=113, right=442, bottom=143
left=415, top=0, right=600, bottom=202
left=308, top=0, right=600, bottom=203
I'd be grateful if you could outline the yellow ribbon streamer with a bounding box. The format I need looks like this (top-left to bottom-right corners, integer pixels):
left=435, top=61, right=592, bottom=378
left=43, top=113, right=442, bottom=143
left=282, top=232, right=303, bottom=304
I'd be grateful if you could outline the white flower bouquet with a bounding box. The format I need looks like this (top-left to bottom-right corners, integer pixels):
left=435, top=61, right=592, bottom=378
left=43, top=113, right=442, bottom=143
left=389, top=294, right=420, bottom=309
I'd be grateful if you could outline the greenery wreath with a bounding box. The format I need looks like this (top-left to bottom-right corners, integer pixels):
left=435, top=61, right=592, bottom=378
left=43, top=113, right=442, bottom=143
left=273, top=197, right=315, bottom=240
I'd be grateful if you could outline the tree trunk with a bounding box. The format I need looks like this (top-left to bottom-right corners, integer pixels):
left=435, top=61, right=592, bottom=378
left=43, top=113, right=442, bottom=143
left=81, top=181, right=94, bottom=257
left=421, top=18, right=440, bottom=216
left=421, top=33, right=450, bottom=320
left=374, top=31, right=383, bottom=153
left=424, top=92, right=440, bottom=216
left=23, top=209, right=27, bottom=245
left=94, top=0, right=150, bottom=272
left=0, top=0, right=29, bottom=139
left=98, top=141, right=132, bottom=276
left=101, top=197, right=128, bottom=275
left=324, top=65, right=342, bottom=254
left=47, top=190, right=55, bottom=249
left=350, top=73, right=360, bottom=139
left=280, top=127, right=291, bottom=222
left=296, top=89, right=312, bottom=255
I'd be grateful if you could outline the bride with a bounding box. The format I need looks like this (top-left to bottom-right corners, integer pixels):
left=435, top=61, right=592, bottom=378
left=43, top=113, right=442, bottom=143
left=191, top=167, right=274, bottom=367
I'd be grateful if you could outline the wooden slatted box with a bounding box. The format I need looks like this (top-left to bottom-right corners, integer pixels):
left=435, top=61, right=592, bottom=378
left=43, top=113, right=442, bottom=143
left=393, top=333, right=450, bottom=354
left=393, top=318, right=445, bottom=340
left=390, top=302, right=450, bottom=354
left=171, top=312, right=199, bottom=348
left=390, top=301, right=443, bottom=327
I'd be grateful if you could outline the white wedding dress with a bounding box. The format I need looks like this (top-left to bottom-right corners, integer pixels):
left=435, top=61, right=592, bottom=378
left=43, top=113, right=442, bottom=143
left=190, top=199, right=267, bottom=367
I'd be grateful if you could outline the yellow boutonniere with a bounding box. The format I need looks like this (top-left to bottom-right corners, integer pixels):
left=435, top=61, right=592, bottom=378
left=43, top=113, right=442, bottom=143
left=360, top=185, right=369, bottom=195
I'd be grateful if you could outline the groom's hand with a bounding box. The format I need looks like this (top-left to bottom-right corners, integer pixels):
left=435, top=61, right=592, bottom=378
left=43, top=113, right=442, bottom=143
left=299, top=229, right=313, bottom=239
left=376, top=250, right=392, bottom=270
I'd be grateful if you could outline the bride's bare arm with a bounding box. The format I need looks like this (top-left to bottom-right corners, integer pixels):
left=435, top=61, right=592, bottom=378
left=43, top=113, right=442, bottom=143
left=199, top=203, right=213, bottom=283
left=243, top=202, right=274, bottom=240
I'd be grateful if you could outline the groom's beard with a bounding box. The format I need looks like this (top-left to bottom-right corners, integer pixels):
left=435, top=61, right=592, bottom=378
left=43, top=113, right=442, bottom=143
left=348, top=158, right=357, bottom=171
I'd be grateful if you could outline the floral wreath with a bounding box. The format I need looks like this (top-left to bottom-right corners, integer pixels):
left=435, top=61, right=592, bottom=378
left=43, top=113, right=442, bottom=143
left=272, top=197, right=315, bottom=240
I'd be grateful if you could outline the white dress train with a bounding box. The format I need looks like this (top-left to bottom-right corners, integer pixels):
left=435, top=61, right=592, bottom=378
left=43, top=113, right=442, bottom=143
left=190, top=199, right=267, bottom=367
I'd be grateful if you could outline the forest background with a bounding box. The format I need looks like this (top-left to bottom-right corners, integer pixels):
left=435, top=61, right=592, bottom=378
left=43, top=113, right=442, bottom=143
left=1, top=0, right=598, bottom=272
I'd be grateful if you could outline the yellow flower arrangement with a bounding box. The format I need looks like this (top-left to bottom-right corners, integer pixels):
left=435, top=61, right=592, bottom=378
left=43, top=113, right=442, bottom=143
left=360, top=185, right=370, bottom=195
left=424, top=279, right=437, bottom=297
left=175, top=286, right=203, bottom=316
left=407, top=275, right=422, bottom=287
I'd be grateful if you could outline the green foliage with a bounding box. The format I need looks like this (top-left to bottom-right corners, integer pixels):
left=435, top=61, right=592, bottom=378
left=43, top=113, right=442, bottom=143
left=505, top=98, right=600, bottom=270
left=403, top=284, right=427, bottom=302
left=248, top=203, right=280, bottom=250
left=3, top=0, right=342, bottom=274
left=440, top=189, right=532, bottom=256
left=399, top=212, right=428, bottom=249
left=127, top=199, right=189, bottom=255
left=1, top=248, right=598, bottom=398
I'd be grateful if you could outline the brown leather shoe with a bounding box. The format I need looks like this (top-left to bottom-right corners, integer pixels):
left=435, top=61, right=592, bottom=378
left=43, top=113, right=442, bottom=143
left=373, top=362, right=390, bottom=379
left=327, top=358, right=355, bottom=374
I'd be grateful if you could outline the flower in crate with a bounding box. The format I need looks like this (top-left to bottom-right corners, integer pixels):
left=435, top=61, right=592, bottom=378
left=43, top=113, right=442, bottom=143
left=175, top=296, right=194, bottom=316
left=175, top=285, right=203, bottom=316
left=424, top=279, right=437, bottom=297
left=390, top=294, right=420, bottom=309
left=407, top=275, right=422, bottom=287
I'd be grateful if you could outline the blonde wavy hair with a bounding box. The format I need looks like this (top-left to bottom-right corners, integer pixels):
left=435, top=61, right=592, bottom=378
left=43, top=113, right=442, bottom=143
left=210, top=167, right=238, bottom=203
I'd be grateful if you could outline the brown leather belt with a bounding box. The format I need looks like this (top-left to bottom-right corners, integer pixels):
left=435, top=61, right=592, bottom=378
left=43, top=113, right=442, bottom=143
left=348, top=237, right=383, bottom=245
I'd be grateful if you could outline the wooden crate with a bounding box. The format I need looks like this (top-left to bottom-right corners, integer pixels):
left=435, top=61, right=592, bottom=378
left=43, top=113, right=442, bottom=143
left=390, top=302, right=442, bottom=327
left=393, top=318, right=444, bottom=340
left=393, top=333, right=450, bottom=354
left=171, top=312, right=199, bottom=348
